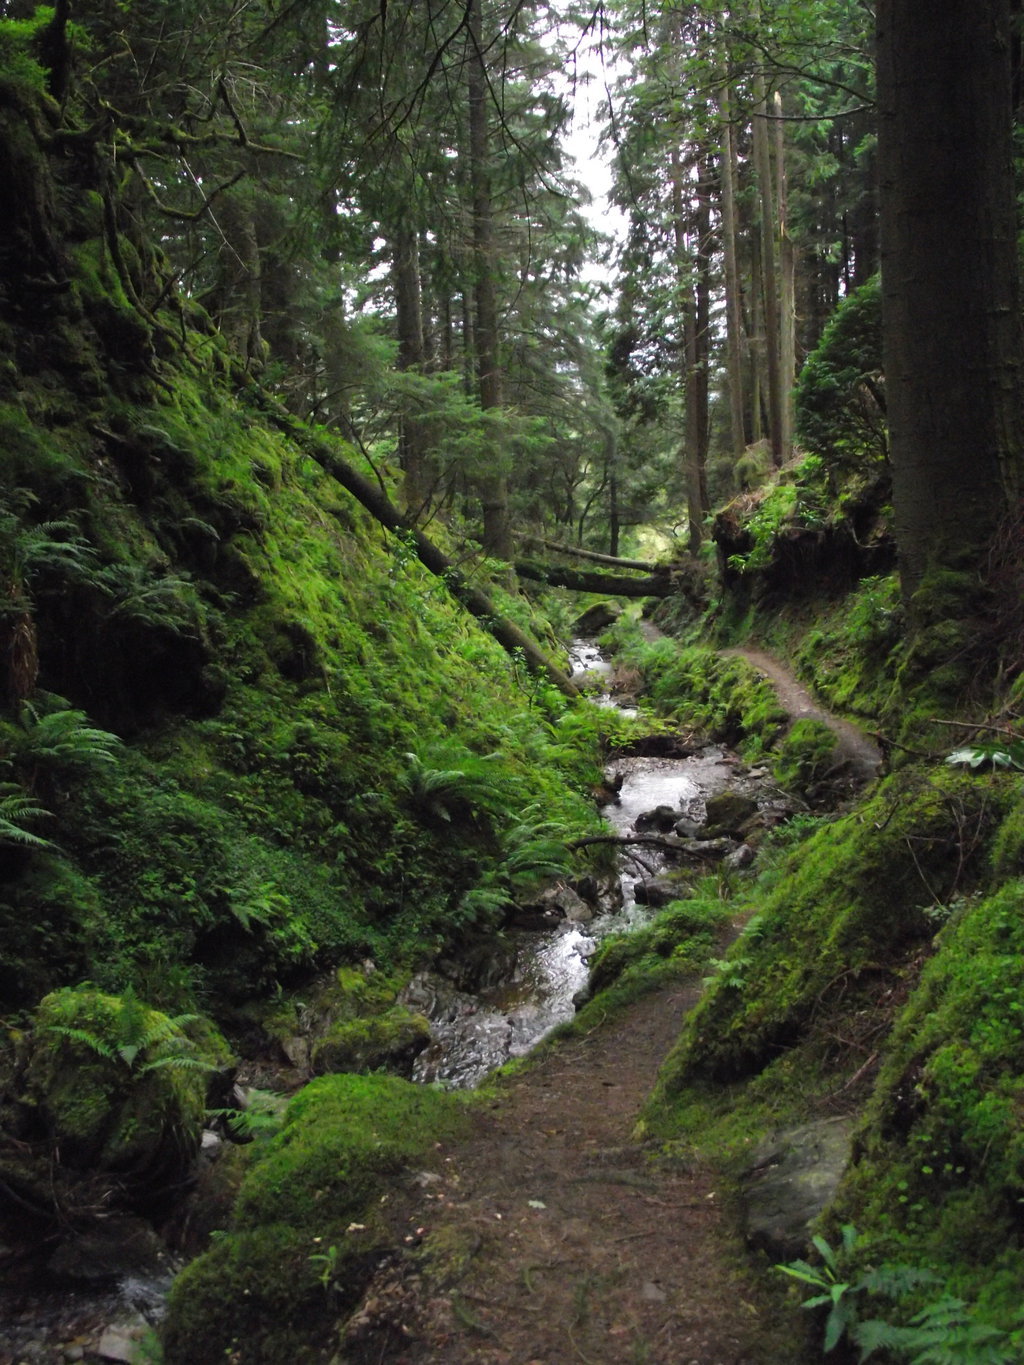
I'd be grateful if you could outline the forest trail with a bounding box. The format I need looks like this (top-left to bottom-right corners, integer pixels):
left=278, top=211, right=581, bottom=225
left=338, top=639, right=880, bottom=1364
left=342, top=983, right=800, bottom=1364
left=721, top=646, right=883, bottom=784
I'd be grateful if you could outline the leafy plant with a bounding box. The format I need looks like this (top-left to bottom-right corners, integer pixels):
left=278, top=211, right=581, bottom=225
left=12, top=700, right=122, bottom=782
left=777, top=1224, right=866, bottom=1353
left=778, top=1227, right=1022, bottom=1362
left=45, top=985, right=211, bottom=1076
left=945, top=739, right=1024, bottom=772
left=401, top=741, right=521, bottom=826
left=855, top=1296, right=1023, bottom=1364
left=0, top=782, right=53, bottom=847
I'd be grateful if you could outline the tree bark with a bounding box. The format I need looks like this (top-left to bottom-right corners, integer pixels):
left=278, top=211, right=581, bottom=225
left=752, top=67, right=784, bottom=467
left=392, top=221, right=433, bottom=513
left=773, top=91, right=795, bottom=463
left=514, top=560, right=671, bottom=597
left=719, top=85, right=748, bottom=464
left=876, top=0, right=1023, bottom=613
left=468, top=0, right=512, bottom=559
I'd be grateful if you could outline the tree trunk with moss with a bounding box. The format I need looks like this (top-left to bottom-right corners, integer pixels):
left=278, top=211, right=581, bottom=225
left=877, top=0, right=1022, bottom=628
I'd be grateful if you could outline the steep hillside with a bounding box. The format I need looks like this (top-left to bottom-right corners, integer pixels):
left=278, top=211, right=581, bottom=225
left=0, top=43, right=614, bottom=1013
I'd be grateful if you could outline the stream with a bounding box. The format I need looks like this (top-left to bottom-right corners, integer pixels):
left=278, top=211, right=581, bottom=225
left=0, top=638, right=789, bottom=1361
left=399, top=638, right=773, bottom=1090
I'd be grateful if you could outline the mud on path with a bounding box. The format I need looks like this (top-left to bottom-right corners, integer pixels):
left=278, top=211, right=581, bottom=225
left=341, top=983, right=802, bottom=1364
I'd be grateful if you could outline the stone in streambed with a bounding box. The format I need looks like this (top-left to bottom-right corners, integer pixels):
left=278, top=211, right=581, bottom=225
left=633, top=876, right=683, bottom=908
left=634, top=804, right=679, bottom=833
left=703, top=791, right=759, bottom=835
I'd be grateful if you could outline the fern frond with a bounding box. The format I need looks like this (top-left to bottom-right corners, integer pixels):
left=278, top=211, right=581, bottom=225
left=45, top=1024, right=117, bottom=1061
left=0, top=783, right=53, bottom=847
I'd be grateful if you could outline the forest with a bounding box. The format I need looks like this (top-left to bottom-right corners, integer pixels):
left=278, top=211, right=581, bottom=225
left=0, top=0, right=1022, bottom=1361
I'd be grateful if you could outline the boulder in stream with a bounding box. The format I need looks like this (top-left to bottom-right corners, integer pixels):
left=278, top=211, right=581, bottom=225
left=633, top=876, right=685, bottom=908
left=703, top=791, right=759, bottom=835
left=575, top=601, right=622, bottom=634
left=634, top=804, right=680, bottom=833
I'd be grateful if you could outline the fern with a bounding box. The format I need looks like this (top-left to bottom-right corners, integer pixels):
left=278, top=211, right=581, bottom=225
left=402, top=742, right=521, bottom=824
left=0, top=783, right=53, bottom=847
left=46, top=986, right=208, bottom=1076
left=855, top=1297, right=1020, bottom=1364
left=15, top=702, right=122, bottom=773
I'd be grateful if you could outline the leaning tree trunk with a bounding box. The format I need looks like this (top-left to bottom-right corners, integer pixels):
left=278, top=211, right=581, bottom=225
left=877, top=0, right=1022, bottom=622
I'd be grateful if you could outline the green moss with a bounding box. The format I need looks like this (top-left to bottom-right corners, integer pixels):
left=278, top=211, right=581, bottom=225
left=310, top=1006, right=430, bottom=1076
left=23, top=986, right=221, bottom=1174
left=772, top=718, right=839, bottom=792
left=586, top=896, right=731, bottom=999
left=162, top=1073, right=470, bottom=1364
left=831, top=877, right=1024, bottom=1315
left=612, top=638, right=787, bottom=754
left=645, top=767, right=1009, bottom=1103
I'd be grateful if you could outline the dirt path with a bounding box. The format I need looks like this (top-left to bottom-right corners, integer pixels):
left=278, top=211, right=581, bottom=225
left=724, top=646, right=883, bottom=784
left=338, top=640, right=875, bottom=1363
left=341, top=984, right=802, bottom=1364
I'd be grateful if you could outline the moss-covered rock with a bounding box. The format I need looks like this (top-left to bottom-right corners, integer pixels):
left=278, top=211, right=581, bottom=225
left=2, top=987, right=229, bottom=1218
left=831, top=876, right=1024, bottom=1317
left=585, top=896, right=730, bottom=1000
left=645, top=767, right=1009, bottom=1098
left=310, top=1006, right=430, bottom=1077
left=771, top=718, right=839, bottom=795
left=162, top=1073, right=469, bottom=1364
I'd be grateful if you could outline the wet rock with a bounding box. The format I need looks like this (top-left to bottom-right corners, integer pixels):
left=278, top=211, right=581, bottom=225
left=739, top=1119, right=854, bottom=1259
left=633, top=877, right=683, bottom=908
left=95, top=1313, right=148, bottom=1363
left=724, top=843, right=756, bottom=870
left=635, top=804, right=679, bottom=833
left=516, top=883, right=594, bottom=925
left=673, top=816, right=703, bottom=839
left=704, top=791, right=759, bottom=834
left=48, top=1217, right=167, bottom=1283
left=575, top=601, right=622, bottom=634
left=676, top=837, right=737, bottom=860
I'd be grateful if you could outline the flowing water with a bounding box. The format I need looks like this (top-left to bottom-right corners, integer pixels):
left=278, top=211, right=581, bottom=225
left=400, top=639, right=748, bottom=1089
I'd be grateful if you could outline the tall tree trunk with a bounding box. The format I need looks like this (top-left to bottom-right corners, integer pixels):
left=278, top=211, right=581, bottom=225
left=468, top=0, right=511, bottom=559
left=392, top=221, right=433, bottom=513
left=773, top=91, right=795, bottom=462
left=752, top=69, right=784, bottom=467
left=719, top=85, right=748, bottom=464
left=671, top=148, right=710, bottom=554
left=877, top=0, right=1022, bottom=618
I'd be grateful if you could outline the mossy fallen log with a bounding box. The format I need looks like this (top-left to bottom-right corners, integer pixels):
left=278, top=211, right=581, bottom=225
left=514, top=558, right=672, bottom=598
left=255, top=401, right=579, bottom=699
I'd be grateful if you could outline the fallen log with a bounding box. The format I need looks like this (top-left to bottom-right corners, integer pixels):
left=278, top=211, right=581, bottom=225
left=253, top=396, right=580, bottom=699
left=514, top=559, right=672, bottom=598
left=523, top=538, right=659, bottom=573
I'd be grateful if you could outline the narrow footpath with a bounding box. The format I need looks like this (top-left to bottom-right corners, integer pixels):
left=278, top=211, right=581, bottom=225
left=337, top=643, right=876, bottom=1364
left=725, top=647, right=883, bottom=783
left=341, top=983, right=802, bottom=1364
